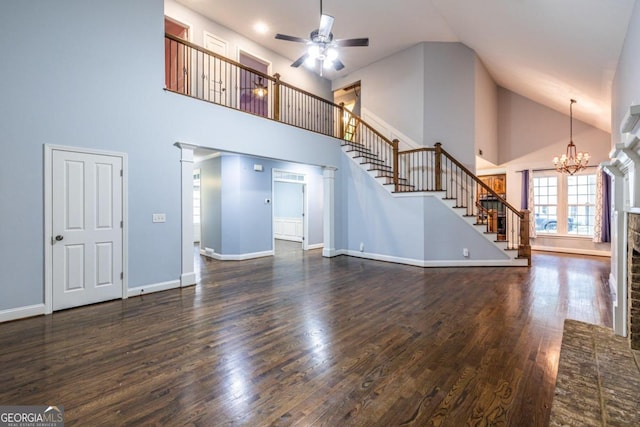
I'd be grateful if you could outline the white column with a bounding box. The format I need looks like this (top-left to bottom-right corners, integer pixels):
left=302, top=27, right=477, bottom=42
left=322, top=166, right=338, bottom=257
left=604, top=166, right=627, bottom=336
left=176, top=142, right=198, bottom=287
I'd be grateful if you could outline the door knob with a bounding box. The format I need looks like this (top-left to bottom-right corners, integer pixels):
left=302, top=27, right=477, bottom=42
left=55, top=235, right=64, bottom=241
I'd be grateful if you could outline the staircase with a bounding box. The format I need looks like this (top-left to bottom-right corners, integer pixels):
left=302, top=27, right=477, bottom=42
left=340, top=122, right=530, bottom=266
left=165, top=32, right=531, bottom=266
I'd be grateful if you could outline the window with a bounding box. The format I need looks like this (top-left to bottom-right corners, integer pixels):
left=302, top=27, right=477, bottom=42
left=533, top=176, right=558, bottom=233
left=533, top=172, right=596, bottom=236
left=567, top=174, right=596, bottom=236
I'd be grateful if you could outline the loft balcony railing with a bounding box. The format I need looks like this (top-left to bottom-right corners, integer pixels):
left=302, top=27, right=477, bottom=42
left=165, top=33, right=531, bottom=264
left=165, top=33, right=344, bottom=137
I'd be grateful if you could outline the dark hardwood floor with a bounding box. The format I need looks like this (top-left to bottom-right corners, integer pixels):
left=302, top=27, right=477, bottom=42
left=0, top=241, right=612, bottom=426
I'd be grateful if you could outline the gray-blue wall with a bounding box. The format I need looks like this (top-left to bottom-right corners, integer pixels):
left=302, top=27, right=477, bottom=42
left=196, top=154, right=324, bottom=257
left=0, top=0, right=342, bottom=311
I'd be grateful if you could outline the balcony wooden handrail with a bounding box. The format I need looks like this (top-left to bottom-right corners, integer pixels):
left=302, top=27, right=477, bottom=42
left=165, top=33, right=275, bottom=82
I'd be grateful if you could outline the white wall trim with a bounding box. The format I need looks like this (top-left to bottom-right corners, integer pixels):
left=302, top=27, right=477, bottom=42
left=307, top=243, right=324, bottom=250
left=274, top=217, right=303, bottom=241
left=127, top=280, right=181, bottom=298
left=608, top=273, right=618, bottom=305
left=342, top=250, right=527, bottom=267
left=164, top=15, right=193, bottom=42
left=0, top=304, right=45, bottom=323
left=181, top=273, right=197, bottom=287
left=200, top=249, right=273, bottom=261
left=44, top=144, right=128, bottom=314
left=176, top=142, right=198, bottom=288
left=531, top=245, right=611, bottom=257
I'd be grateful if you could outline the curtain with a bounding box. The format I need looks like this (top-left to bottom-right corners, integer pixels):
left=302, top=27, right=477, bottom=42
left=528, top=170, right=536, bottom=238
left=521, top=170, right=529, bottom=210
left=594, top=168, right=611, bottom=243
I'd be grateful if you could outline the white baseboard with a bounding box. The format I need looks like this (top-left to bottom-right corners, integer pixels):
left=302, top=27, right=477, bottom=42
left=322, top=248, right=342, bottom=257
left=200, top=249, right=273, bottom=261
left=306, top=243, right=324, bottom=250
left=0, top=304, right=45, bottom=323
left=342, top=250, right=528, bottom=267
left=531, top=245, right=611, bottom=257
left=181, top=272, right=196, bottom=287
left=127, top=280, right=181, bottom=297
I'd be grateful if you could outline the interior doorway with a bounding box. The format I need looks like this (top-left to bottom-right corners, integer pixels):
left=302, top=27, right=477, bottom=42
left=238, top=50, right=271, bottom=117
left=164, top=17, right=190, bottom=94
left=272, top=169, right=308, bottom=253
left=333, top=81, right=361, bottom=116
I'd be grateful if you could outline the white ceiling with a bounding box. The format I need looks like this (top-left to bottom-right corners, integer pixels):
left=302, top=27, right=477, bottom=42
left=176, top=0, right=636, bottom=132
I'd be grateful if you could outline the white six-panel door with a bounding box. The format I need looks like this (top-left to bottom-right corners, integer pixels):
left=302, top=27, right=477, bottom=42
left=51, top=150, right=123, bottom=310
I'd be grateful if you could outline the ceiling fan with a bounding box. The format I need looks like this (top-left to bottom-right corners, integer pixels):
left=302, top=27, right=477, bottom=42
left=275, top=0, right=369, bottom=75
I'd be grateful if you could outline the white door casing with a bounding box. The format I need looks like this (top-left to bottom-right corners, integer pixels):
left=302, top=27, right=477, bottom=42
left=45, top=146, right=127, bottom=313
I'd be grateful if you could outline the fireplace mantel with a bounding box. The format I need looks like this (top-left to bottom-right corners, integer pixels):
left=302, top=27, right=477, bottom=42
left=602, top=104, right=640, bottom=338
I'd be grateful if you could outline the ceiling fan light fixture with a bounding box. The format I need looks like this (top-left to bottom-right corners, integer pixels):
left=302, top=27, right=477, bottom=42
left=326, top=47, right=338, bottom=61
left=304, top=56, right=316, bottom=67
left=274, top=0, right=369, bottom=74
left=308, top=45, right=320, bottom=59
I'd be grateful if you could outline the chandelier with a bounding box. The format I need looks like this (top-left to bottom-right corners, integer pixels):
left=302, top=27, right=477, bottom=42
left=553, top=99, right=590, bottom=175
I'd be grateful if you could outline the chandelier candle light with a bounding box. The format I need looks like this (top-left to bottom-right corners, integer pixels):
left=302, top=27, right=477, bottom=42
left=553, top=99, right=590, bottom=175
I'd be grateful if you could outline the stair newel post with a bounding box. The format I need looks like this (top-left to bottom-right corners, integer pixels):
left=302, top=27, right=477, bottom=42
left=519, top=210, right=532, bottom=266
left=273, top=73, right=281, bottom=122
left=392, top=139, right=399, bottom=193
left=339, top=102, right=346, bottom=140
left=434, top=142, right=442, bottom=191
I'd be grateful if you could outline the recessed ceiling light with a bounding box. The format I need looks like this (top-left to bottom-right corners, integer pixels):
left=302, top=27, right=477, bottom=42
left=254, top=22, right=269, bottom=34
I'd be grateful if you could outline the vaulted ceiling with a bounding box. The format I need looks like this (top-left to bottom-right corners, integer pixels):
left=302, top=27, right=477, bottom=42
left=176, top=0, right=636, bottom=132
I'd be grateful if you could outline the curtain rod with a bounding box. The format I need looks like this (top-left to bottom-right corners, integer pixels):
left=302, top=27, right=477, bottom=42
left=515, top=165, right=599, bottom=173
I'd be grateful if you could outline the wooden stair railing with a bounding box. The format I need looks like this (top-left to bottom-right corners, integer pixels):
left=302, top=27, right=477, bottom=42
left=438, top=144, right=530, bottom=264
left=165, top=33, right=531, bottom=265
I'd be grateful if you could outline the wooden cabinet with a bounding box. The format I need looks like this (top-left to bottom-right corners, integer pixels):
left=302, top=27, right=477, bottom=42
left=477, top=174, right=507, bottom=240
left=478, top=174, right=506, bottom=197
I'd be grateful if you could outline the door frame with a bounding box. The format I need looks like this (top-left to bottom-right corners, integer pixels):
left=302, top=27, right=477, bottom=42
left=43, top=145, right=128, bottom=314
left=237, top=49, right=272, bottom=118
left=272, top=169, right=309, bottom=251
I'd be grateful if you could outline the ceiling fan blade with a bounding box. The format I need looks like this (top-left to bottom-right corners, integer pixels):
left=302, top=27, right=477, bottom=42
left=275, top=34, right=308, bottom=43
left=318, top=14, right=334, bottom=38
left=334, top=38, right=369, bottom=47
left=333, top=59, right=345, bottom=71
left=291, top=53, right=309, bottom=68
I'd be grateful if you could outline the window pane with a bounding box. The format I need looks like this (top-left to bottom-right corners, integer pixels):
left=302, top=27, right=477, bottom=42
left=567, top=173, right=596, bottom=236
left=533, top=176, right=558, bottom=234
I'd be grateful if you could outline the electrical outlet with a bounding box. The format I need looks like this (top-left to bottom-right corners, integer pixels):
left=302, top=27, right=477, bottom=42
left=463, top=248, right=469, bottom=257
left=152, top=213, right=166, bottom=223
